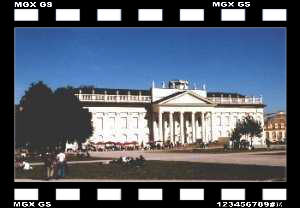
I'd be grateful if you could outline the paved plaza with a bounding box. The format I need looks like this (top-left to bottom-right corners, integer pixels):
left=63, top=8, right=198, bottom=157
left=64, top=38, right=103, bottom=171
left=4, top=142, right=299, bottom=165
left=90, top=150, right=286, bottom=167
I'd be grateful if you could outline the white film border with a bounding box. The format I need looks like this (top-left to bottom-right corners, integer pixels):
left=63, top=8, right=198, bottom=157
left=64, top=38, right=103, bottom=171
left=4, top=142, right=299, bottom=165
left=138, top=9, right=163, bottom=21
left=263, top=189, right=287, bottom=201
left=97, top=189, right=122, bottom=200
left=14, top=188, right=287, bottom=201
left=138, top=189, right=163, bottom=200
left=14, top=189, right=39, bottom=201
left=262, top=9, right=287, bottom=21
left=56, top=9, right=80, bottom=21
left=14, top=9, right=287, bottom=22
left=14, top=9, right=39, bottom=21
left=180, top=189, right=205, bottom=200
left=221, top=189, right=246, bottom=201
left=56, top=189, right=80, bottom=200
left=97, top=9, right=122, bottom=21
left=180, top=9, right=204, bottom=21
left=221, top=9, right=245, bottom=21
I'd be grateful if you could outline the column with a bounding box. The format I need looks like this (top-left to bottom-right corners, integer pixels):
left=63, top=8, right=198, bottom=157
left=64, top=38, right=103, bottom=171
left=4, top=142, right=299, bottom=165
left=180, top=111, right=184, bottom=144
left=159, top=111, right=163, bottom=141
left=201, top=112, right=204, bottom=142
left=204, top=112, right=207, bottom=143
left=191, top=112, right=196, bottom=143
left=152, top=113, right=156, bottom=140
left=210, top=112, right=214, bottom=142
left=195, top=114, right=198, bottom=140
left=169, top=112, right=174, bottom=143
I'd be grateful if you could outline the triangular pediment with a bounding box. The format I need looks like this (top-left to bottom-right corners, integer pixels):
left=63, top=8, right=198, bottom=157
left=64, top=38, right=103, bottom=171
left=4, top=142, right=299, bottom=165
left=155, top=91, right=215, bottom=106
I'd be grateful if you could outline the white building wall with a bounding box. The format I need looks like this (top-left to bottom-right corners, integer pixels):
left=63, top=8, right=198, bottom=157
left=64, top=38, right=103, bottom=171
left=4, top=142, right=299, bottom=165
left=212, top=107, right=265, bottom=146
left=84, top=106, right=149, bottom=145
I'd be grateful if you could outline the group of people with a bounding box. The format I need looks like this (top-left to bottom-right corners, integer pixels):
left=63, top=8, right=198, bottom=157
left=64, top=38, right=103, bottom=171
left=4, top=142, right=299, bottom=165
left=43, top=151, right=67, bottom=180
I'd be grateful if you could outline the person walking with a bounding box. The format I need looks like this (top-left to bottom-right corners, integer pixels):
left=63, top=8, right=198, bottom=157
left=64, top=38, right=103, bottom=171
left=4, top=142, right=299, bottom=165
left=43, top=153, right=51, bottom=180
left=56, top=150, right=66, bottom=178
left=49, top=154, right=56, bottom=179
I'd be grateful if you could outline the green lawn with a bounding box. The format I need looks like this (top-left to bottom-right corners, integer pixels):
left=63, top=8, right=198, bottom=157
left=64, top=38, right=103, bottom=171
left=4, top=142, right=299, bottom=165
left=15, top=160, right=286, bottom=181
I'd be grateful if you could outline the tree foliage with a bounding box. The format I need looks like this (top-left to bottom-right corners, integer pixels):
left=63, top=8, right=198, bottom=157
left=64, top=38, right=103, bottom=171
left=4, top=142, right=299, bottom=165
left=230, top=115, right=263, bottom=148
left=15, top=81, right=93, bottom=151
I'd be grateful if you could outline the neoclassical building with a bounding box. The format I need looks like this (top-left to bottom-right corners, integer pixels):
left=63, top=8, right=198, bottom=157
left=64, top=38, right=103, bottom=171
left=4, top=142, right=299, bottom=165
left=75, top=80, right=266, bottom=147
left=264, top=111, right=286, bottom=143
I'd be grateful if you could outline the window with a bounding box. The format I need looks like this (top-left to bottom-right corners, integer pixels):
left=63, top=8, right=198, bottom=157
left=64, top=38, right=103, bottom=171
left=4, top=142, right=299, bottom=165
left=109, top=117, right=115, bottom=129
left=120, top=117, right=127, bottom=129
left=225, top=116, right=230, bottom=126
left=97, top=117, right=103, bottom=130
left=233, top=116, right=238, bottom=125
left=275, top=123, right=278, bottom=129
left=272, top=132, right=276, bottom=139
left=281, top=123, right=285, bottom=129
left=132, top=117, right=138, bottom=128
left=218, top=116, right=221, bottom=126
left=269, top=123, right=272, bottom=129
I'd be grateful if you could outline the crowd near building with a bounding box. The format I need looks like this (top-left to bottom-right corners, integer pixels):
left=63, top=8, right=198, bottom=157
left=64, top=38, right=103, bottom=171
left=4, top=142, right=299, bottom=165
left=264, top=111, right=286, bottom=143
left=74, top=80, right=267, bottom=148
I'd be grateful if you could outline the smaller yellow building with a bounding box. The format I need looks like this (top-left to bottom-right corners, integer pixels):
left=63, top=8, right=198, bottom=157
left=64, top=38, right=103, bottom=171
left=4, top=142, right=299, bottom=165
left=264, top=111, right=286, bottom=143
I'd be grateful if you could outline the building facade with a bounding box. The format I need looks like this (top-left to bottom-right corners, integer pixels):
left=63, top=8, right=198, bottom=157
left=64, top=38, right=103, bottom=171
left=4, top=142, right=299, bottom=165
left=75, top=80, right=266, bottom=147
left=264, top=112, right=286, bottom=143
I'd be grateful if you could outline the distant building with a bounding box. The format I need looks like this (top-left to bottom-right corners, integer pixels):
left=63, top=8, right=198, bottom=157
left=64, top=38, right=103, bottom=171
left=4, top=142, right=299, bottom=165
left=74, top=79, right=266, bottom=147
left=264, top=111, right=286, bottom=143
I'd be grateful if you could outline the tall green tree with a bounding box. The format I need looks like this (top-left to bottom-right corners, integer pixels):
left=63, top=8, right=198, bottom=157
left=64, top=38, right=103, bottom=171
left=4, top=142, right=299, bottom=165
left=15, top=82, right=93, bottom=152
left=53, top=86, right=93, bottom=147
left=244, top=115, right=263, bottom=147
left=15, top=81, right=57, bottom=151
left=230, top=115, right=263, bottom=148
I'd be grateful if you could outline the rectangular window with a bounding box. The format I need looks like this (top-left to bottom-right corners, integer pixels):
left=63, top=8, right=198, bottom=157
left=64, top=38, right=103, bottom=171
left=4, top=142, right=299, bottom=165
left=226, top=116, right=230, bottom=126
left=281, top=123, right=285, bottom=129
left=132, top=117, right=138, bottom=128
left=233, top=116, right=238, bottom=126
left=218, top=116, right=222, bottom=126
left=275, top=123, right=278, bottom=129
left=98, top=117, right=103, bottom=129
left=120, top=117, right=127, bottom=129
left=109, top=117, right=115, bottom=129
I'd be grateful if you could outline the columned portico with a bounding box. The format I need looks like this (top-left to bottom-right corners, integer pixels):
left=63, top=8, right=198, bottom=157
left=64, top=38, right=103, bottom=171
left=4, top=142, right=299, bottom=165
left=154, top=110, right=216, bottom=144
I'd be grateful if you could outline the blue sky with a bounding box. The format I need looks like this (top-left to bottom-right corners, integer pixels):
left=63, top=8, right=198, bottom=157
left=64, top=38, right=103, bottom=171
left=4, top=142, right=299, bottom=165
left=15, top=28, right=286, bottom=113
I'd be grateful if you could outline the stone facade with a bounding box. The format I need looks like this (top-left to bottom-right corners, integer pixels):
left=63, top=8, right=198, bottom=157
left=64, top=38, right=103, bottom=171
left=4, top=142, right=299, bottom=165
left=75, top=80, right=266, bottom=147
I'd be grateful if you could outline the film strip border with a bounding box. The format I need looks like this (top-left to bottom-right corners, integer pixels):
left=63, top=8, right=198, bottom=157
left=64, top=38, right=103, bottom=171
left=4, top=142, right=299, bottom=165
left=14, top=8, right=287, bottom=22
left=14, top=188, right=287, bottom=201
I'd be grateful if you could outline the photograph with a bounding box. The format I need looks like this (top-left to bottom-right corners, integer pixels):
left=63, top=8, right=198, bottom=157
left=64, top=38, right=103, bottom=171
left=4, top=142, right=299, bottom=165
left=14, top=27, right=286, bottom=182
